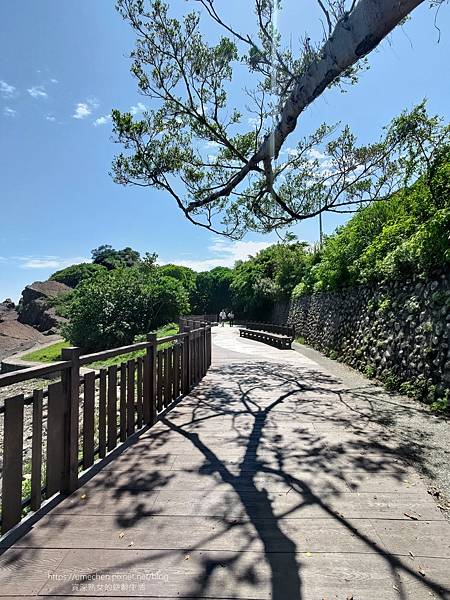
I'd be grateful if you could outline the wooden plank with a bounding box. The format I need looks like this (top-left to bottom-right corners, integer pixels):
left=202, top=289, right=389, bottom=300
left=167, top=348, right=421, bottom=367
left=46, top=382, right=64, bottom=497
left=182, top=332, right=190, bottom=394
left=119, top=363, right=127, bottom=442
left=31, top=389, right=43, bottom=511
left=126, top=359, right=135, bottom=437
left=196, top=332, right=201, bottom=383
left=169, top=346, right=175, bottom=403
left=1, top=394, right=24, bottom=534
left=177, top=343, right=183, bottom=398
left=149, top=334, right=157, bottom=425
left=164, top=347, right=171, bottom=407
left=0, top=360, right=70, bottom=387
left=98, top=369, right=107, bottom=458
left=136, top=356, right=143, bottom=428
left=79, top=340, right=149, bottom=366
left=82, top=371, right=95, bottom=469
left=142, top=350, right=150, bottom=424
left=196, top=331, right=201, bottom=380
left=107, top=365, right=118, bottom=451
left=201, top=329, right=206, bottom=376
left=60, top=347, right=81, bottom=494
left=157, top=350, right=163, bottom=412
left=143, top=334, right=156, bottom=425
left=207, top=327, right=212, bottom=367
left=191, top=334, right=195, bottom=385
left=173, top=343, right=180, bottom=399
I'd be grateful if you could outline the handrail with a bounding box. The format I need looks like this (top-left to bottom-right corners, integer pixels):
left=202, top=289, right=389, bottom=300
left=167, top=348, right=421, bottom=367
left=0, top=360, right=71, bottom=388
left=78, top=331, right=192, bottom=365
left=157, top=332, right=188, bottom=344
left=0, top=323, right=213, bottom=538
left=79, top=341, right=151, bottom=365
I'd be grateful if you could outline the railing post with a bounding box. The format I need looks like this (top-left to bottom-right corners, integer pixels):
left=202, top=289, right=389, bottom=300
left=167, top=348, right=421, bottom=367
left=146, top=333, right=157, bottom=425
left=200, top=322, right=206, bottom=376
left=207, top=325, right=212, bottom=368
left=183, top=329, right=191, bottom=394
left=60, top=347, right=81, bottom=495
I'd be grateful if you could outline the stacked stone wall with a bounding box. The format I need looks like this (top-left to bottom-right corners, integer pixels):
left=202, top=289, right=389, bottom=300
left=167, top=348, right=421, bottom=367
left=284, top=270, right=450, bottom=404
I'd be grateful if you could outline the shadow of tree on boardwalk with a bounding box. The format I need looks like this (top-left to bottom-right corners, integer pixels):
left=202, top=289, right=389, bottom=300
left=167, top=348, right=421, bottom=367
left=26, top=359, right=450, bottom=599
left=153, top=362, right=447, bottom=599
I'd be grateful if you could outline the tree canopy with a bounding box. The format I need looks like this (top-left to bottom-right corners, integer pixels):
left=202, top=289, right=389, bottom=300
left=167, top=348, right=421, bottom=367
left=112, top=0, right=448, bottom=237
left=91, top=244, right=145, bottom=269
left=230, top=154, right=450, bottom=307
left=191, top=266, right=234, bottom=314
left=64, top=267, right=189, bottom=351
left=231, top=243, right=312, bottom=317
left=50, top=262, right=106, bottom=288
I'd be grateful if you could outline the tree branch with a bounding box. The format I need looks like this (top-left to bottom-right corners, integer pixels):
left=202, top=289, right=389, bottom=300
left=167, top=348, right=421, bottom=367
left=186, top=0, right=424, bottom=213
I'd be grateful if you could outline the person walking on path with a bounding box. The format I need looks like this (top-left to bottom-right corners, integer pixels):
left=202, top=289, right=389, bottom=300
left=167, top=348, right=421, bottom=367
left=219, top=309, right=227, bottom=326
left=228, top=310, right=234, bottom=327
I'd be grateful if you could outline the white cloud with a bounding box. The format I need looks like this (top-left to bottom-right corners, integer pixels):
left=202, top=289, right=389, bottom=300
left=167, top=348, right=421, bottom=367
left=27, top=85, right=48, bottom=99
left=162, top=239, right=271, bottom=271
left=50, top=78, right=58, bottom=84
left=308, top=148, right=327, bottom=160
left=93, top=114, right=111, bottom=127
left=3, top=107, right=17, bottom=117
left=73, top=98, right=99, bottom=120
left=45, top=115, right=56, bottom=122
left=73, top=102, right=91, bottom=119
left=130, top=102, right=146, bottom=115
left=18, top=256, right=89, bottom=269
left=0, top=79, right=16, bottom=98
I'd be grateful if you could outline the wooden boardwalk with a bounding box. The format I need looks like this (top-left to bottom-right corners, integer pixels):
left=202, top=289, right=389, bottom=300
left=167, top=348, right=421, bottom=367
left=1, top=326, right=450, bottom=599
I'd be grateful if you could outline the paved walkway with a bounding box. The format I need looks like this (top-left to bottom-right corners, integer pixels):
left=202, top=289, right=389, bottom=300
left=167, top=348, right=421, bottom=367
left=1, top=326, right=450, bottom=599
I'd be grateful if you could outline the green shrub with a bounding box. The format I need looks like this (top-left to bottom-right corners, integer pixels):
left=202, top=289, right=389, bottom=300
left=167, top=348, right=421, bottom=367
left=382, top=373, right=400, bottom=391
left=378, top=297, right=392, bottom=313
left=50, top=263, right=106, bottom=287
left=287, top=157, right=450, bottom=299
left=363, top=365, right=375, bottom=379
left=63, top=268, right=189, bottom=351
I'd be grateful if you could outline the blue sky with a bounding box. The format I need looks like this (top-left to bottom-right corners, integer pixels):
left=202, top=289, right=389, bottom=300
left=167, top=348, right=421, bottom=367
left=0, top=0, right=449, bottom=301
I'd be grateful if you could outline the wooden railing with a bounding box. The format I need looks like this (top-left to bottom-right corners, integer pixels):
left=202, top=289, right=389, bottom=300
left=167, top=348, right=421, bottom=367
left=241, top=321, right=295, bottom=338
left=0, top=325, right=212, bottom=537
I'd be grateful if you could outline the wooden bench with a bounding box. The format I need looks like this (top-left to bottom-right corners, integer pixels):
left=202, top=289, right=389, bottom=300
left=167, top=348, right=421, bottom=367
left=239, top=327, right=293, bottom=349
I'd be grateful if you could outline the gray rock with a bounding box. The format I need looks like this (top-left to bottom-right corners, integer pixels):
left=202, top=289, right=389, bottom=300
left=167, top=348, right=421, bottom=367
left=18, top=280, right=71, bottom=332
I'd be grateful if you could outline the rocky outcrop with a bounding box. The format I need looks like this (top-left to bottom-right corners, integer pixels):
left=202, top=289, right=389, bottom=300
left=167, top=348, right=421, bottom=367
left=18, top=280, right=71, bottom=333
left=0, top=298, right=17, bottom=322
left=284, top=269, right=450, bottom=405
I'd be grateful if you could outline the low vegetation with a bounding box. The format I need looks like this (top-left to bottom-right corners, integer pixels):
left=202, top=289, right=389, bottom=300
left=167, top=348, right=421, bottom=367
left=22, top=323, right=178, bottom=368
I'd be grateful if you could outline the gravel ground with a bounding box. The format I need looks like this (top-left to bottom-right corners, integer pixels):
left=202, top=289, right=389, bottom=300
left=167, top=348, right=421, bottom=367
left=294, top=341, right=450, bottom=516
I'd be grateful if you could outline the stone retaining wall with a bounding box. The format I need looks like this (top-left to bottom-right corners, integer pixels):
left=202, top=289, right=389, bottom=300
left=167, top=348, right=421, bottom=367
left=282, top=270, right=450, bottom=404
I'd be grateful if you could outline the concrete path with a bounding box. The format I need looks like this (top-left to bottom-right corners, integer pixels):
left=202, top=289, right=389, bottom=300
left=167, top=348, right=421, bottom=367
left=1, top=326, right=450, bottom=599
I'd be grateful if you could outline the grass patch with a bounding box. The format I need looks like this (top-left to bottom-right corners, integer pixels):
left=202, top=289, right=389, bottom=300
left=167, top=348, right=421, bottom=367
left=22, top=340, right=70, bottom=363
left=21, top=323, right=179, bottom=368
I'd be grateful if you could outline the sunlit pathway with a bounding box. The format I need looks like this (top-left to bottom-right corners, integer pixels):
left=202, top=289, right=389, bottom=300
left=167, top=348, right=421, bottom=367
left=1, top=326, right=450, bottom=599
